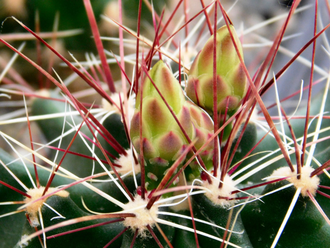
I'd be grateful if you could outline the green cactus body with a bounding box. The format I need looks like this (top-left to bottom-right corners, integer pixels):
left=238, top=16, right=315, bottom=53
left=191, top=175, right=253, bottom=248
left=18, top=193, right=125, bottom=248
left=241, top=174, right=330, bottom=247
left=170, top=210, right=198, bottom=248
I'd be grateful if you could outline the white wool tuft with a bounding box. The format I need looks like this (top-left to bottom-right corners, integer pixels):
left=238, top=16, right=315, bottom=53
left=203, top=174, right=237, bottom=208
left=268, top=166, right=319, bottom=197
left=122, top=195, right=158, bottom=237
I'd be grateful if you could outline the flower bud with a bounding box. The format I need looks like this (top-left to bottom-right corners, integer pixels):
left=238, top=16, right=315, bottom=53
left=183, top=101, right=215, bottom=179
left=186, top=25, right=247, bottom=114
left=130, top=60, right=193, bottom=162
left=184, top=101, right=214, bottom=161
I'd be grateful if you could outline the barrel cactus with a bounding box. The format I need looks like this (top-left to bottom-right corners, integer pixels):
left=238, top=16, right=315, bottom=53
left=0, top=0, right=329, bottom=248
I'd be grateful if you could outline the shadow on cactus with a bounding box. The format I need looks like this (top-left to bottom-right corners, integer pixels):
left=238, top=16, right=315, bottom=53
left=1, top=0, right=330, bottom=247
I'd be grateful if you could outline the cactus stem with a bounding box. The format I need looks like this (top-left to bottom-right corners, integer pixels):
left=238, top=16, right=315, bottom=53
left=104, top=227, right=129, bottom=248
left=42, top=110, right=89, bottom=196
left=67, top=112, right=135, bottom=201
left=43, top=145, right=117, bottom=164
left=234, top=176, right=291, bottom=194
left=48, top=219, right=127, bottom=239
left=157, top=210, right=244, bottom=235
left=2, top=131, right=129, bottom=208
left=146, top=224, right=165, bottom=247
left=0, top=132, right=36, bottom=190
left=146, top=141, right=196, bottom=209
left=220, top=207, right=233, bottom=248
left=18, top=213, right=136, bottom=246
left=0, top=208, right=25, bottom=219
left=156, top=217, right=241, bottom=248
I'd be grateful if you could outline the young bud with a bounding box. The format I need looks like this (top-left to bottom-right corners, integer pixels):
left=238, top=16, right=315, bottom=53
left=181, top=100, right=215, bottom=180
left=186, top=25, right=247, bottom=114
left=184, top=101, right=214, bottom=161
left=130, top=60, right=193, bottom=162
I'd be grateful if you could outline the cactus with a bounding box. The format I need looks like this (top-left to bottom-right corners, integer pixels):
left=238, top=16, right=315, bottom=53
left=1, top=0, right=330, bottom=248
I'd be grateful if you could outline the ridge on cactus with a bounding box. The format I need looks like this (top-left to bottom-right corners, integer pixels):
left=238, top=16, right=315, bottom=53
left=186, top=24, right=247, bottom=116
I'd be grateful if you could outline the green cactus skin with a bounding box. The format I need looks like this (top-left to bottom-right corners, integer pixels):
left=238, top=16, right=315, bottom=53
left=192, top=189, right=253, bottom=248
left=17, top=194, right=125, bottom=248
left=241, top=179, right=330, bottom=248
left=170, top=210, right=198, bottom=248
left=2, top=62, right=328, bottom=248
left=0, top=150, right=27, bottom=248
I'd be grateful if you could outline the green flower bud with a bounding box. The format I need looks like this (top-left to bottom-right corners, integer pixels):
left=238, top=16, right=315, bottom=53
left=130, top=61, right=217, bottom=188
left=183, top=100, right=215, bottom=179
left=186, top=25, right=247, bottom=114
left=184, top=101, right=214, bottom=161
left=130, top=60, right=194, bottom=162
